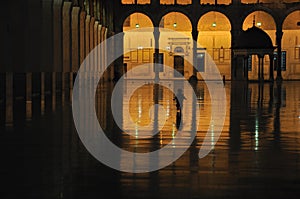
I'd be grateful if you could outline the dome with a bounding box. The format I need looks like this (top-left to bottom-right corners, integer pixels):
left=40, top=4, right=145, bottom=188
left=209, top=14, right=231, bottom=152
left=234, top=26, right=274, bottom=49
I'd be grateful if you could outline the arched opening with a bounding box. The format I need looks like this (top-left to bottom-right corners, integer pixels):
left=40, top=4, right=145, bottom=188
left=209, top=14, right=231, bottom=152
left=201, top=0, right=231, bottom=5
left=123, top=13, right=154, bottom=79
left=159, top=12, right=193, bottom=79
left=241, top=0, right=279, bottom=3
left=198, top=11, right=231, bottom=79
left=122, top=0, right=151, bottom=4
left=242, top=11, right=276, bottom=80
left=282, top=10, right=300, bottom=79
left=160, top=0, right=192, bottom=4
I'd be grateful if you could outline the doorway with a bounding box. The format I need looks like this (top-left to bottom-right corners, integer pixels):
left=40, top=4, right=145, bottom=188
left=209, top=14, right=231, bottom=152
left=174, top=55, right=184, bottom=77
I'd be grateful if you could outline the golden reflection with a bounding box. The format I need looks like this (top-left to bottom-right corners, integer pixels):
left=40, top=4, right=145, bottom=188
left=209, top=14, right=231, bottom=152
left=127, top=84, right=176, bottom=131
left=120, top=81, right=230, bottom=152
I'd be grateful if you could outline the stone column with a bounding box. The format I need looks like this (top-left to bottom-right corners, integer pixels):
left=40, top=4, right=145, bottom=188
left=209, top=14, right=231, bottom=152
left=230, top=29, right=241, bottom=81
left=232, top=0, right=241, bottom=4
left=71, top=6, right=80, bottom=102
left=62, top=2, right=72, bottom=103
left=90, top=17, right=95, bottom=52
left=151, top=0, right=159, bottom=6
left=26, top=73, right=32, bottom=121
left=53, top=0, right=63, bottom=72
left=192, top=0, right=199, bottom=5
left=98, top=24, right=102, bottom=75
left=113, top=28, right=124, bottom=81
left=85, top=15, right=91, bottom=86
left=101, top=26, right=105, bottom=80
left=103, top=28, right=108, bottom=81
left=41, top=72, right=45, bottom=115
left=52, top=72, right=56, bottom=111
left=94, top=21, right=99, bottom=76
left=85, top=15, right=91, bottom=57
left=79, top=11, right=86, bottom=66
left=72, top=6, right=80, bottom=72
left=153, top=29, right=160, bottom=83
left=191, top=29, right=199, bottom=79
left=5, top=73, right=13, bottom=126
left=276, top=30, right=283, bottom=81
left=41, top=0, right=54, bottom=73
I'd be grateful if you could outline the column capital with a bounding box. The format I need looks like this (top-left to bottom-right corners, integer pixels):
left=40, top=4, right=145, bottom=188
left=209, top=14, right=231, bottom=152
left=191, top=29, right=198, bottom=41
left=153, top=29, right=160, bottom=39
left=276, top=31, right=283, bottom=39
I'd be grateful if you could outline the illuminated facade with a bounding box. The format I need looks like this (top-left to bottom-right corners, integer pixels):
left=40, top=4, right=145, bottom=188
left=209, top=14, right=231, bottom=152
left=117, top=0, right=300, bottom=80
left=1, top=0, right=300, bottom=125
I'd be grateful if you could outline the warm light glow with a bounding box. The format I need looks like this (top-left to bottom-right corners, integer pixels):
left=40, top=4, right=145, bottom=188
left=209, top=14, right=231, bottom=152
left=257, top=22, right=262, bottom=27
left=173, top=22, right=177, bottom=28
left=212, top=22, right=217, bottom=27
left=135, top=23, right=140, bottom=28
left=255, top=119, right=259, bottom=151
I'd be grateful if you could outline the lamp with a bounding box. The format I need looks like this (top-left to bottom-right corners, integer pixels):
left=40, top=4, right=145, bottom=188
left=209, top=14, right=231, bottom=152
left=135, top=13, right=140, bottom=28
left=173, top=12, right=177, bottom=28
left=257, top=22, right=262, bottom=27
left=212, top=12, right=216, bottom=28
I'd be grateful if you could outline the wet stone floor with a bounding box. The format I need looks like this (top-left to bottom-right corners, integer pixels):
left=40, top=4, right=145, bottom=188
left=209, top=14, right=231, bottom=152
left=1, top=81, right=300, bottom=199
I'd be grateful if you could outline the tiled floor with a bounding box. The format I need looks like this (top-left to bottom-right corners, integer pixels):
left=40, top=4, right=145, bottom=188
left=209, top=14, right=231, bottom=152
left=1, top=81, right=300, bottom=199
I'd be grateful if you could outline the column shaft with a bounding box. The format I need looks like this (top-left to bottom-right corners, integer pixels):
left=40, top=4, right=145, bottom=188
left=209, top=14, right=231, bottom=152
left=6, top=73, right=13, bottom=126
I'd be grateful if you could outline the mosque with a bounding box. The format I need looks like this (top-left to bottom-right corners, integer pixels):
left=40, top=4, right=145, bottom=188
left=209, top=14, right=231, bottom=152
left=1, top=0, right=300, bottom=128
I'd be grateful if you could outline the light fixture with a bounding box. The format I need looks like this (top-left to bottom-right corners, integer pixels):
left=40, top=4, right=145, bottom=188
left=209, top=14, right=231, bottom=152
left=212, top=11, right=217, bottom=28
left=135, top=13, right=140, bottom=28
left=257, top=22, right=262, bottom=27
left=173, top=12, right=177, bottom=28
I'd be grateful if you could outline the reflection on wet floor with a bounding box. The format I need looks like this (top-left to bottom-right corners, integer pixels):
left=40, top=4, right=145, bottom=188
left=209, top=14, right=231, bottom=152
left=1, top=81, right=300, bottom=199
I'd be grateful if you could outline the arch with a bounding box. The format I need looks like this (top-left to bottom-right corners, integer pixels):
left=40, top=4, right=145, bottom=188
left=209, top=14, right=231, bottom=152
left=241, top=0, right=273, bottom=3
left=242, top=11, right=276, bottom=31
left=199, top=8, right=233, bottom=29
left=198, top=11, right=231, bottom=32
left=242, top=11, right=277, bottom=81
left=174, top=46, right=184, bottom=53
left=122, top=12, right=155, bottom=79
left=283, top=10, right=300, bottom=30
left=240, top=7, right=278, bottom=30
left=197, top=11, right=232, bottom=79
left=123, top=12, right=154, bottom=31
left=159, top=11, right=192, bottom=32
left=201, top=0, right=231, bottom=5
left=160, top=0, right=192, bottom=5
left=282, top=6, right=300, bottom=25
left=120, top=10, right=155, bottom=31
left=122, top=0, right=151, bottom=4
left=281, top=10, right=300, bottom=79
